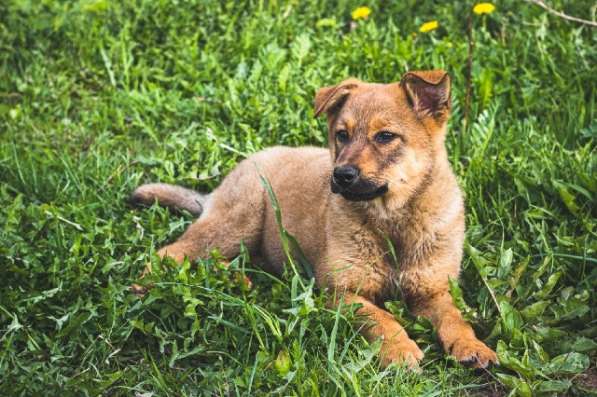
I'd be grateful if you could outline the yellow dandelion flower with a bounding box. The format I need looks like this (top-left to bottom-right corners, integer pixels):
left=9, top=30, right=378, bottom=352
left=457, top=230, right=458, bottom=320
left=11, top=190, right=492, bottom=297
left=419, top=20, right=439, bottom=33
left=473, top=3, right=496, bottom=15
left=351, top=6, right=371, bottom=21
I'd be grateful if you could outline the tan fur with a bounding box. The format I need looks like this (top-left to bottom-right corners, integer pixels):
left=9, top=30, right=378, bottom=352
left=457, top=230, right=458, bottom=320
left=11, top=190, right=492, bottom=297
left=131, top=70, right=497, bottom=369
left=130, top=183, right=206, bottom=216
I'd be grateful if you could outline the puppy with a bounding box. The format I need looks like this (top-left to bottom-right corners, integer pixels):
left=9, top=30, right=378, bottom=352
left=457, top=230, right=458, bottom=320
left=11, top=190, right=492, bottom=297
left=130, top=70, right=497, bottom=369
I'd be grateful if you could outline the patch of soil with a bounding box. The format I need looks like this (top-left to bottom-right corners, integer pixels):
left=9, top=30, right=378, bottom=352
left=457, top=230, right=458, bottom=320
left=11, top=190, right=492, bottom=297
left=575, top=366, right=597, bottom=392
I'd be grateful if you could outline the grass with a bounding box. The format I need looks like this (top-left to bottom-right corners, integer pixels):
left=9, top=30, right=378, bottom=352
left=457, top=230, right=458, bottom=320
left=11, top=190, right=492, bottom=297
left=0, top=0, right=595, bottom=395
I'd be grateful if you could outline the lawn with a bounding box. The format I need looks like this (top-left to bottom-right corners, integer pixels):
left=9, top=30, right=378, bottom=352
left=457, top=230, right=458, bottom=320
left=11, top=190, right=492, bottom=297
left=0, top=0, right=595, bottom=395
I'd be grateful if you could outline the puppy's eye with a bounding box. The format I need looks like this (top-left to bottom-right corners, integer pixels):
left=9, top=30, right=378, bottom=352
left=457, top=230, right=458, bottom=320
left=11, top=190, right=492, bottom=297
left=336, top=130, right=349, bottom=143
left=375, top=131, right=398, bottom=144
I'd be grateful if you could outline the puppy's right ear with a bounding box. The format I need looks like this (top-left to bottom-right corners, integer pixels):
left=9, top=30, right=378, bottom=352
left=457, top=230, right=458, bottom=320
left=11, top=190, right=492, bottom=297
left=314, top=78, right=360, bottom=117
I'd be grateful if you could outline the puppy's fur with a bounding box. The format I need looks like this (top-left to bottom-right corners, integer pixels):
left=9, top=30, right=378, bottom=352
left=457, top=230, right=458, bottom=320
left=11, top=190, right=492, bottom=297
left=131, top=70, right=497, bottom=369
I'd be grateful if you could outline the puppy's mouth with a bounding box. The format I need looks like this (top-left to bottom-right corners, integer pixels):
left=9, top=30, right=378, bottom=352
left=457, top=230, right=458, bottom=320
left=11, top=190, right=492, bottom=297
left=331, top=178, right=389, bottom=201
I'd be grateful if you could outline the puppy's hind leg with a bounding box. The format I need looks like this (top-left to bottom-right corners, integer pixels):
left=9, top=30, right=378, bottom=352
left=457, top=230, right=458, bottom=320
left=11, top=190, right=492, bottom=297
left=132, top=168, right=266, bottom=294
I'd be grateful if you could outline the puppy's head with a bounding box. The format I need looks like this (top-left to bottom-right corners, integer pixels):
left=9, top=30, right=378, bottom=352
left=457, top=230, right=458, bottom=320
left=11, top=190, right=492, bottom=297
left=314, top=70, right=451, bottom=205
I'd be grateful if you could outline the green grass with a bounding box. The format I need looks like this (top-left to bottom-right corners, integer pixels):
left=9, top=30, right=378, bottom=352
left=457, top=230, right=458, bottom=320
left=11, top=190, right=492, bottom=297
left=1, top=0, right=595, bottom=395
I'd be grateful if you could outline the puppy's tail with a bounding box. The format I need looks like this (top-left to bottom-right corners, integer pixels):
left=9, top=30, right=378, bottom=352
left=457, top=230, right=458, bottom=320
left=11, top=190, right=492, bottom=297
left=129, top=183, right=207, bottom=216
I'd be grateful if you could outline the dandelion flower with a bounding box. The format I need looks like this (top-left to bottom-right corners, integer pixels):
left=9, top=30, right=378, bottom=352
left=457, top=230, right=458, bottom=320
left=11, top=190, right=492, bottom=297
left=419, top=20, right=439, bottom=33
left=473, top=3, right=495, bottom=15
left=351, top=6, right=371, bottom=21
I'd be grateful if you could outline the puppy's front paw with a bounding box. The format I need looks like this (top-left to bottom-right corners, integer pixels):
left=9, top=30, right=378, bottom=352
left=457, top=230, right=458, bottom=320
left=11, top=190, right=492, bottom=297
left=380, top=338, right=424, bottom=370
left=449, top=337, right=497, bottom=368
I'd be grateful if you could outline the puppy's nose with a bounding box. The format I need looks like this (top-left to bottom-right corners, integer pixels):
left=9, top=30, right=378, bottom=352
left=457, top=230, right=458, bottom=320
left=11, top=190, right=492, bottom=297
left=333, top=165, right=360, bottom=188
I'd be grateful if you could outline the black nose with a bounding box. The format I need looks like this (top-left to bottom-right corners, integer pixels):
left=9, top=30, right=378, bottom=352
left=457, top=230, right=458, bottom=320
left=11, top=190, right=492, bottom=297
left=333, top=165, right=360, bottom=188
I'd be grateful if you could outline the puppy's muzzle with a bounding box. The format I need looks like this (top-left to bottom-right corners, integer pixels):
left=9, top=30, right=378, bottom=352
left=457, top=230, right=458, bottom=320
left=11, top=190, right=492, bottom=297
left=331, top=165, right=388, bottom=201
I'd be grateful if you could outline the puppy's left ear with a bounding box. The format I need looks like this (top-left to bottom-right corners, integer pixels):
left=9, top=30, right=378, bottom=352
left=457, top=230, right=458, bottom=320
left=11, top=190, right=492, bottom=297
left=401, top=70, right=451, bottom=124
left=314, top=78, right=360, bottom=118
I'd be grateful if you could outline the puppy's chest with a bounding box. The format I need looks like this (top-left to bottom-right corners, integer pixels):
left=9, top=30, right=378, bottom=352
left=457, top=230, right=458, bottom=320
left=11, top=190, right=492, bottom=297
left=371, top=215, right=438, bottom=270
left=344, top=231, right=400, bottom=300
left=346, top=220, right=435, bottom=292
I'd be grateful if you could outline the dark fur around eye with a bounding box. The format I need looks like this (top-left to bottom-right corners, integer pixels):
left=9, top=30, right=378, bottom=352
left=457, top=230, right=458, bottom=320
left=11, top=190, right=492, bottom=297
left=336, top=130, right=349, bottom=143
left=375, top=131, right=399, bottom=144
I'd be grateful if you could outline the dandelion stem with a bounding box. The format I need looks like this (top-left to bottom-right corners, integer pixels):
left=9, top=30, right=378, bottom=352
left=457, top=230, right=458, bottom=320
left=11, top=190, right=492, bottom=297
left=525, top=0, right=597, bottom=28
left=464, top=12, right=474, bottom=135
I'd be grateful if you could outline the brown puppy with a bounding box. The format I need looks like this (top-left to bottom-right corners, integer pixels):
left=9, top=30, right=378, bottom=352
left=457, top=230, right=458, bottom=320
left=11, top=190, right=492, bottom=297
left=131, top=70, right=497, bottom=369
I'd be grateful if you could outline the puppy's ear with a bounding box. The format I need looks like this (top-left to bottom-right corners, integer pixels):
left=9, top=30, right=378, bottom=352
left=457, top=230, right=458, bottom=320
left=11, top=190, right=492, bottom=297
left=314, top=78, right=360, bottom=117
left=401, top=70, right=451, bottom=123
